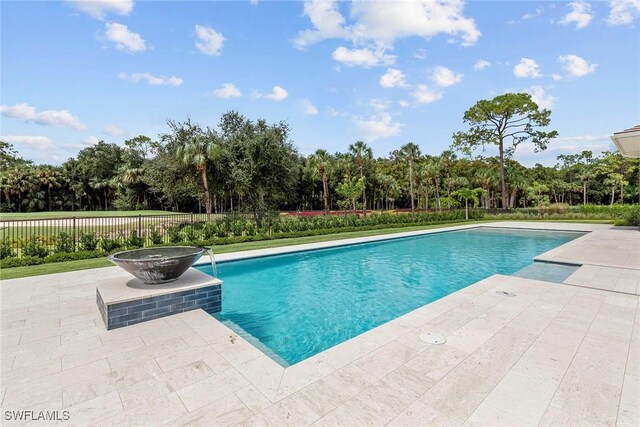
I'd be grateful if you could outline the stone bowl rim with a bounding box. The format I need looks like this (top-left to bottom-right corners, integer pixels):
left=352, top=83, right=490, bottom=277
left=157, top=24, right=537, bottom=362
left=108, top=246, right=208, bottom=264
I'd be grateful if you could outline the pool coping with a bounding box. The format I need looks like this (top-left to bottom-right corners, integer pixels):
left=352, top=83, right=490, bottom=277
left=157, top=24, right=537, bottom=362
left=195, top=222, right=592, bottom=368
left=193, top=221, right=600, bottom=268
left=181, top=221, right=615, bottom=402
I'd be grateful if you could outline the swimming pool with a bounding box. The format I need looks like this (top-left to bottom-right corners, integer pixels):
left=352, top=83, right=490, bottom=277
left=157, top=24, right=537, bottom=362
left=196, top=227, right=583, bottom=365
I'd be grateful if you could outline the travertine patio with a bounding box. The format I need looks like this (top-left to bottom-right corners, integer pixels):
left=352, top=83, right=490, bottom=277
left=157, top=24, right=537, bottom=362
left=1, top=222, right=638, bottom=426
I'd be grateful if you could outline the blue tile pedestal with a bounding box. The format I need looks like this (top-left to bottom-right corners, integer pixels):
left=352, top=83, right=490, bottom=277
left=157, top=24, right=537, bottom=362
left=96, top=268, right=222, bottom=330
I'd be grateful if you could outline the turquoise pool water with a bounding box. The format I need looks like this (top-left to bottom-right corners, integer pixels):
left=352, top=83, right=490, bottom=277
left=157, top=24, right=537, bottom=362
left=196, top=227, right=583, bottom=365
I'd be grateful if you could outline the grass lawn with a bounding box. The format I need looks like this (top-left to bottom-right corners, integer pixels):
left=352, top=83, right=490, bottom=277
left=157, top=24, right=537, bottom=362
left=0, top=210, right=185, bottom=220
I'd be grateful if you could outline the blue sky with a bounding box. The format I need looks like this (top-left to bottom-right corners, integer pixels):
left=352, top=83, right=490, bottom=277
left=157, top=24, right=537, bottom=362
left=1, top=0, right=639, bottom=166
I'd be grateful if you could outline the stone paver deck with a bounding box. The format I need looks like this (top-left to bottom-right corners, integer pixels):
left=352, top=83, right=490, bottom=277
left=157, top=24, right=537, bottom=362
left=565, top=265, right=640, bottom=296
left=1, top=222, right=638, bottom=426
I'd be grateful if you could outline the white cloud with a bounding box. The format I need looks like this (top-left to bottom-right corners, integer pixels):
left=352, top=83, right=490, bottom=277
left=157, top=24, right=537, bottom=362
left=552, top=73, right=562, bottom=81
left=522, top=7, right=543, bottom=20
left=250, top=0, right=259, bottom=5
left=118, top=72, right=183, bottom=86
left=294, top=0, right=350, bottom=49
left=65, top=0, right=133, bottom=20
left=473, top=59, right=490, bottom=71
left=62, top=137, right=103, bottom=151
left=379, top=68, right=407, bottom=88
left=349, top=0, right=481, bottom=47
left=354, top=111, right=402, bottom=140
left=513, top=58, right=543, bottom=78
left=369, top=99, right=389, bottom=111
left=332, top=46, right=395, bottom=67
left=514, top=136, right=613, bottom=166
left=608, top=0, right=640, bottom=25
left=83, top=136, right=101, bottom=145
left=0, top=103, right=85, bottom=129
left=102, top=125, right=128, bottom=137
left=103, top=22, right=146, bottom=53
left=327, top=108, right=344, bottom=117
left=413, top=49, right=427, bottom=60
left=0, top=135, right=53, bottom=150
left=554, top=134, right=611, bottom=143
left=212, top=83, right=241, bottom=98
left=302, top=99, right=319, bottom=115
left=294, top=0, right=480, bottom=51
left=560, top=2, right=594, bottom=29
left=430, top=66, right=463, bottom=87
left=558, top=54, right=597, bottom=77
left=399, top=100, right=410, bottom=108
left=194, top=25, right=225, bottom=56
left=411, top=84, right=442, bottom=104
left=524, top=86, right=556, bottom=110
left=255, top=86, right=288, bottom=102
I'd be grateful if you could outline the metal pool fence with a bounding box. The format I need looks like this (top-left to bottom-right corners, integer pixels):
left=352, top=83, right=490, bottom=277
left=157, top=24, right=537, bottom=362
left=0, top=212, right=257, bottom=258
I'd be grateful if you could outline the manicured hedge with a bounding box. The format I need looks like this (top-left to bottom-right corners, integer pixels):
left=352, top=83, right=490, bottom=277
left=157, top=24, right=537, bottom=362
left=1, top=250, right=103, bottom=268
left=487, top=204, right=639, bottom=221
left=621, top=205, right=640, bottom=226
left=0, top=210, right=484, bottom=267
left=166, top=210, right=483, bottom=243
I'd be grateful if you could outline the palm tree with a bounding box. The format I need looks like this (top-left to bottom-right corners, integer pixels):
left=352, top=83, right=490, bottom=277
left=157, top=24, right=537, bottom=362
left=177, top=132, right=220, bottom=214
left=474, top=166, right=498, bottom=209
left=89, top=178, right=111, bottom=210
left=452, top=188, right=483, bottom=220
left=505, top=162, right=528, bottom=208
left=392, top=142, right=421, bottom=212
left=440, top=150, right=457, bottom=196
left=424, top=158, right=442, bottom=210
left=348, top=141, right=372, bottom=216
left=415, top=162, right=430, bottom=209
left=308, top=149, right=333, bottom=214
left=378, top=173, right=400, bottom=209
left=37, top=167, right=61, bottom=211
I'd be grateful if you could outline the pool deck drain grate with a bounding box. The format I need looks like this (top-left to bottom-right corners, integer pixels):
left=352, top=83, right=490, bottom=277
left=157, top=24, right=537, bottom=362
left=419, top=332, right=446, bottom=345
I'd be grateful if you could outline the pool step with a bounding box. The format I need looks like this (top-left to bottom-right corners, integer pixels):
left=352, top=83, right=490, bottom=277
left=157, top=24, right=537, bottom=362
left=512, top=262, right=579, bottom=283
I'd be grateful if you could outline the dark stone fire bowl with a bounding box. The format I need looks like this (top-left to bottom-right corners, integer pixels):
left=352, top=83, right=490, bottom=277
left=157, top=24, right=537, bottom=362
left=108, top=246, right=208, bottom=284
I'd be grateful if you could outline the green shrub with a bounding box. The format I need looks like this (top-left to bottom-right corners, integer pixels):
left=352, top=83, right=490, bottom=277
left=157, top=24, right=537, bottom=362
left=54, top=231, right=75, bottom=253
left=488, top=204, right=640, bottom=221
left=0, top=240, right=15, bottom=259
left=201, top=223, right=218, bottom=239
left=0, top=256, right=45, bottom=268
left=168, top=225, right=183, bottom=243
left=181, top=225, right=199, bottom=242
left=79, top=232, right=98, bottom=251
left=231, top=219, right=245, bottom=236
left=622, top=205, right=640, bottom=226
left=245, top=220, right=256, bottom=236
left=125, top=230, right=144, bottom=248
left=45, top=250, right=102, bottom=263
left=148, top=228, right=164, bottom=245
left=100, top=237, right=122, bottom=253
left=22, top=237, right=49, bottom=258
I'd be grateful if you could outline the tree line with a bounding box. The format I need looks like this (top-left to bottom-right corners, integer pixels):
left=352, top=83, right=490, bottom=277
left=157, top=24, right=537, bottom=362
left=1, top=94, right=638, bottom=214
